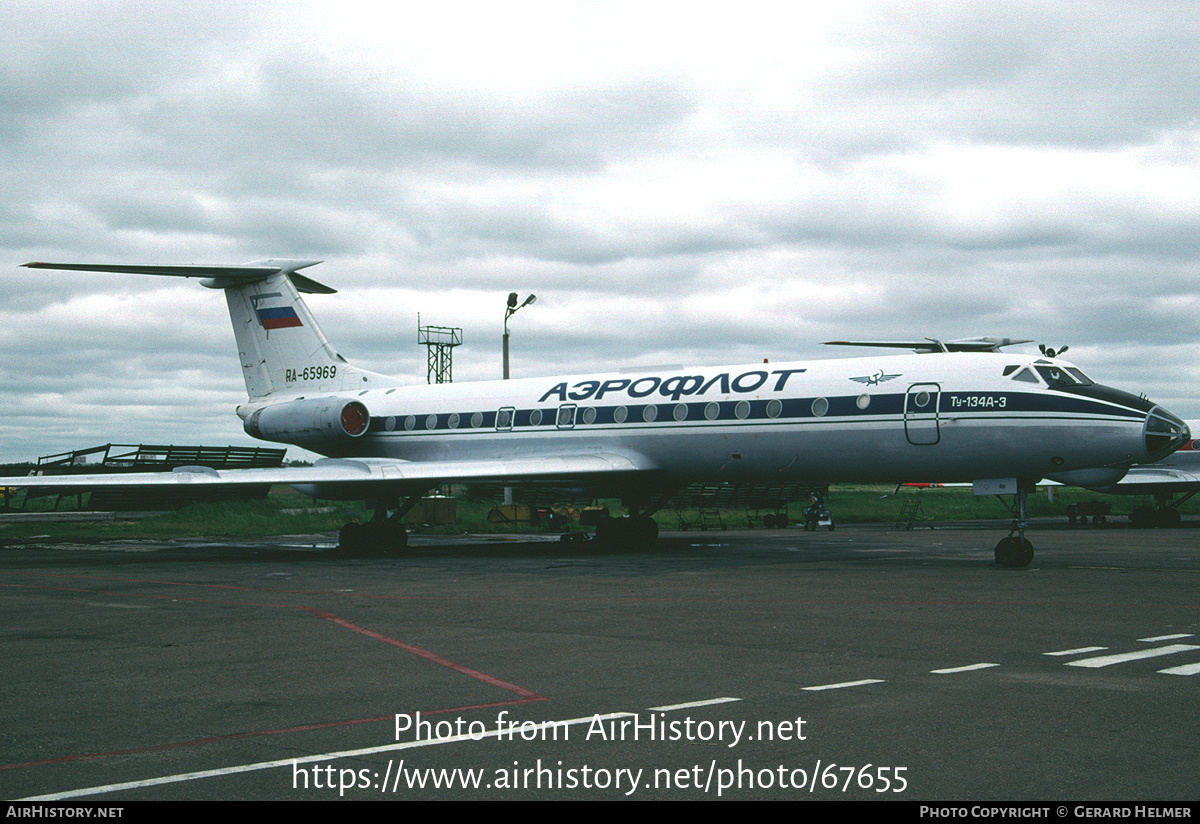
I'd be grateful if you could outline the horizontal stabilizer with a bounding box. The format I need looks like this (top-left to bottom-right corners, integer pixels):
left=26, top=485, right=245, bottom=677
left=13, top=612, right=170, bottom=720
left=825, top=337, right=1032, bottom=353
left=21, top=260, right=336, bottom=294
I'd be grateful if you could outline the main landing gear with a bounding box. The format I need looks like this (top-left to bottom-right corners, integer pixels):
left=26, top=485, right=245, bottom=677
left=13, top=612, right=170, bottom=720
left=994, top=481, right=1035, bottom=569
left=590, top=492, right=673, bottom=547
left=339, top=517, right=407, bottom=555
left=593, top=513, right=659, bottom=546
left=338, top=492, right=422, bottom=556
left=1129, top=491, right=1193, bottom=527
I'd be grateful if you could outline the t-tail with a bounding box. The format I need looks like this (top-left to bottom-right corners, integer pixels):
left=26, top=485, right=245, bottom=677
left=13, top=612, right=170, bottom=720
left=21, top=259, right=401, bottom=401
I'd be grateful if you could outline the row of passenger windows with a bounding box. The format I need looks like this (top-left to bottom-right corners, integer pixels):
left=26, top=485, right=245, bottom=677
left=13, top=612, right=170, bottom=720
left=377, top=395, right=869, bottom=433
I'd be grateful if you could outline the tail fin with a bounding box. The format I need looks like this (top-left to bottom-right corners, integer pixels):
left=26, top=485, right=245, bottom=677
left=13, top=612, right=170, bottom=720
left=22, top=259, right=400, bottom=399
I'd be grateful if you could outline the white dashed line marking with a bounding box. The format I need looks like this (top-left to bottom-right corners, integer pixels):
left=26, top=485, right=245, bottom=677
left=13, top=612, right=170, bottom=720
left=1066, top=644, right=1200, bottom=668
left=1044, top=646, right=1107, bottom=656
left=802, top=679, right=885, bottom=691
left=649, top=697, right=742, bottom=712
left=931, top=663, right=999, bottom=674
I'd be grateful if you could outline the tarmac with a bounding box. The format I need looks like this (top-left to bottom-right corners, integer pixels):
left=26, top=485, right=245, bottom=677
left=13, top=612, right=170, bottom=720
left=1, top=519, right=1197, bottom=801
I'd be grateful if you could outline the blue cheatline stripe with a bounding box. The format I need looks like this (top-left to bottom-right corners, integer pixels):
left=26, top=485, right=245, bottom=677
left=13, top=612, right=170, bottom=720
left=365, top=391, right=1144, bottom=435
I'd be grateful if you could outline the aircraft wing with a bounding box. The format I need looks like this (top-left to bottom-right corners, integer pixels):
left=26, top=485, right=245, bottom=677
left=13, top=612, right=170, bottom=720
left=1090, top=465, right=1200, bottom=494
left=0, top=451, right=658, bottom=495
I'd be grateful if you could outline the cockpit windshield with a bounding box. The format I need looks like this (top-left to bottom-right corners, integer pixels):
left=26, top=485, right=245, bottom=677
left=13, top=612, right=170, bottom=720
left=1034, top=364, right=1094, bottom=388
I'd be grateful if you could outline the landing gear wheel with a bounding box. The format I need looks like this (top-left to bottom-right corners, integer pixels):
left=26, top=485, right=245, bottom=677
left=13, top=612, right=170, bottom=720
left=595, top=515, right=659, bottom=547
left=594, top=517, right=621, bottom=546
left=630, top=514, right=659, bottom=542
left=1159, top=508, right=1182, bottom=527
left=339, top=519, right=407, bottom=556
left=994, top=536, right=1034, bottom=569
left=377, top=520, right=409, bottom=556
left=339, top=521, right=366, bottom=554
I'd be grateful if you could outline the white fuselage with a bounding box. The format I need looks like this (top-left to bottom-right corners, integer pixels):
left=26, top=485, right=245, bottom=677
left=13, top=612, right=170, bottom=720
left=239, top=351, right=1168, bottom=488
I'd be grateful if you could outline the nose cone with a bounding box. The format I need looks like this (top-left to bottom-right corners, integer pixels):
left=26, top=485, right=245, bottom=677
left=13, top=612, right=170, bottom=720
left=1144, top=406, right=1190, bottom=462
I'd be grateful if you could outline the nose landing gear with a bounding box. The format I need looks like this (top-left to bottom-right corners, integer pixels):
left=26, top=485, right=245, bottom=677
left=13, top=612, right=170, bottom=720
left=993, top=480, right=1035, bottom=569
left=994, top=534, right=1034, bottom=568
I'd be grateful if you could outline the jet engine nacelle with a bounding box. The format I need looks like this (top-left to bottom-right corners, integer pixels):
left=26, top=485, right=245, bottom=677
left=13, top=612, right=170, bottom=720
left=243, top=397, right=370, bottom=443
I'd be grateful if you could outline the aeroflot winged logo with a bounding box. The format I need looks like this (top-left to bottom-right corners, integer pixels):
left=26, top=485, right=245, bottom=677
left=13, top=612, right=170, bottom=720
left=849, top=371, right=901, bottom=386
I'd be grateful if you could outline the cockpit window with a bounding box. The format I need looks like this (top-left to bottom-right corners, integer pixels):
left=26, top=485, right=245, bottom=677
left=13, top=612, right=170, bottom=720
left=1035, top=365, right=1094, bottom=388
left=1065, top=367, right=1094, bottom=386
left=1010, top=367, right=1040, bottom=384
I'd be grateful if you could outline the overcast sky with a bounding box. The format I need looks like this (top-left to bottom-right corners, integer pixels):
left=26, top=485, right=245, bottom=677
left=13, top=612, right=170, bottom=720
left=2, top=0, right=1200, bottom=464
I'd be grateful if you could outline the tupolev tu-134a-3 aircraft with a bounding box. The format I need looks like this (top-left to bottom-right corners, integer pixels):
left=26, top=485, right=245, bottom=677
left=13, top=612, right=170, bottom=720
left=3, top=259, right=1190, bottom=568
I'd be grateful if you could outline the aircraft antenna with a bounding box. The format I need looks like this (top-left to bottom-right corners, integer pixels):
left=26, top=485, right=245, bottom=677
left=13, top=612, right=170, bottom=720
left=418, top=315, right=463, bottom=384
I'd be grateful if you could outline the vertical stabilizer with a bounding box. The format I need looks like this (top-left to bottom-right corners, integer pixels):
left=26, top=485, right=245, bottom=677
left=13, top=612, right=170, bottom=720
left=223, top=272, right=388, bottom=399
left=21, top=259, right=402, bottom=401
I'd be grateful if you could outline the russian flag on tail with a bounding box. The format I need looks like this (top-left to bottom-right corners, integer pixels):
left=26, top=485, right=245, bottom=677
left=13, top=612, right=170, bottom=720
left=256, top=306, right=303, bottom=329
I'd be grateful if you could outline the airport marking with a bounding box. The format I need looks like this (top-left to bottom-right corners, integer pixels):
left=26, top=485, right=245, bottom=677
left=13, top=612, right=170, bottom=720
left=802, top=679, right=885, bottom=691
left=305, top=607, right=545, bottom=700
left=1065, top=644, right=1200, bottom=668
left=0, top=574, right=550, bottom=774
left=0, top=698, right=540, bottom=774
left=1158, top=662, right=1200, bottom=676
left=1044, top=646, right=1107, bottom=656
left=930, top=663, right=999, bottom=674
left=0, top=572, right=546, bottom=701
left=1138, top=633, right=1194, bottom=642
left=20, top=696, right=746, bottom=801
left=18, top=712, right=638, bottom=801
left=648, top=697, right=742, bottom=712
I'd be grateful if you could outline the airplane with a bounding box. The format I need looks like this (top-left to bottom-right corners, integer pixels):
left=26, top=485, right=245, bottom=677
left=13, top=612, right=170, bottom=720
left=1083, top=425, right=1200, bottom=525
left=0, top=259, right=1190, bottom=568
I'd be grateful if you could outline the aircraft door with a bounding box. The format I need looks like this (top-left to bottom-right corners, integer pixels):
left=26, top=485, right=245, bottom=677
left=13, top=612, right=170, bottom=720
left=904, top=383, right=941, bottom=445
left=556, top=404, right=577, bottom=429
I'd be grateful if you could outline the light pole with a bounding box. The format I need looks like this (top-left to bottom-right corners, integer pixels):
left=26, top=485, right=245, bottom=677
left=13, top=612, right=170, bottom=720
left=502, top=292, right=536, bottom=379
left=502, top=292, right=535, bottom=508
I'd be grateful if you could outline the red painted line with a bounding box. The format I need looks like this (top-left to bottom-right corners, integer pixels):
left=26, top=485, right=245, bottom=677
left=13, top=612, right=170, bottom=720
left=303, top=607, right=546, bottom=700
left=3, top=581, right=546, bottom=699
left=0, top=585, right=546, bottom=774
left=0, top=582, right=545, bottom=698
